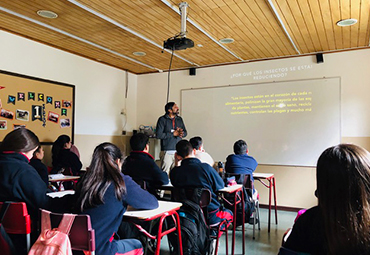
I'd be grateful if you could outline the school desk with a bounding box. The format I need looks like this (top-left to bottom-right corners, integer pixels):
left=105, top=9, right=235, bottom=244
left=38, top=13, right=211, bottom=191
left=218, top=184, right=244, bottom=255
left=123, top=200, right=183, bottom=255
left=48, top=175, right=80, bottom=191
left=253, top=173, right=278, bottom=233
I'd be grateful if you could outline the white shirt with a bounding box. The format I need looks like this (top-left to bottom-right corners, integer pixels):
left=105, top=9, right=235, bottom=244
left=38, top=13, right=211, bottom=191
left=194, top=150, right=215, bottom=167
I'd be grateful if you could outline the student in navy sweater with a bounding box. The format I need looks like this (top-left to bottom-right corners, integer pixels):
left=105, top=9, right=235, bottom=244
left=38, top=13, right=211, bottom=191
left=225, top=139, right=258, bottom=183
left=170, top=140, right=233, bottom=228
left=51, top=134, right=82, bottom=175
left=0, top=128, right=72, bottom=253
left=76, top=142, right=158, bottom=255
left=29, top=146, right=49, bottom=187
left=122, top=133, right=169, bottom=196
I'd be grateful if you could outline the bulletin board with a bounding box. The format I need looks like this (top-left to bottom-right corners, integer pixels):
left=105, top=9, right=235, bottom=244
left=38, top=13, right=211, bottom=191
left=0, top=70, right=75, bottom=144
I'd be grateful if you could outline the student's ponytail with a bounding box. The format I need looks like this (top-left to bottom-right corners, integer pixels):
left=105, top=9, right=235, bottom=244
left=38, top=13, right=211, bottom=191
left=77, top=142, right=126, bottom=211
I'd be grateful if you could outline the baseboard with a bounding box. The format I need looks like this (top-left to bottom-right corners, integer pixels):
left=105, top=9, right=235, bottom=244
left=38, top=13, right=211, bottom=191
left=259, top=204, right=304, bottom=212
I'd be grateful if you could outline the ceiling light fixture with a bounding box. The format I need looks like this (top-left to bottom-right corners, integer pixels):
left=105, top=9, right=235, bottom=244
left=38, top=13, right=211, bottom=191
left=67, top=0, right=198, bottom=67
left=219, top=38, right=234, bottom=44
left=133, top=52, right=146, bottom=56
left=0, top=6, right=160, bottom=71
left=336, top=19, right=358, bottom=27
left=36, top=10, right=58, bottom=19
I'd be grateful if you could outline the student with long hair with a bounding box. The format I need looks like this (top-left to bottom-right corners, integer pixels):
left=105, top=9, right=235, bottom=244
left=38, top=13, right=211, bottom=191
left=51, top=134, right=82, bottom=175
left=0, top=128, right=71, bottom=253
left=283, top=144, right=370, bottom=255
left=76, top=142, right=158, bottom=255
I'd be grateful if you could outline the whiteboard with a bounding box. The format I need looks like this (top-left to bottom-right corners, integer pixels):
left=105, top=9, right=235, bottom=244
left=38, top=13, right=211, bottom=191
left=181, top=77, right=341, bottom=166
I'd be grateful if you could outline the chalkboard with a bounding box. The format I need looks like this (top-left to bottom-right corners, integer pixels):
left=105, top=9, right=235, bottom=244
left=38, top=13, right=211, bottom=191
left=0, top=70, right=75, bottom=144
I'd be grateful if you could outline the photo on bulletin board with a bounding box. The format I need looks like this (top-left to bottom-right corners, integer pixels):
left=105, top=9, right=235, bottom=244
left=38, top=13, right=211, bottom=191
left=0, top=70, right=75, bottom=144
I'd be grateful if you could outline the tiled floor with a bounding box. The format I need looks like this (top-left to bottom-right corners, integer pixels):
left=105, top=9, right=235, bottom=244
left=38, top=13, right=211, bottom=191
left=156, top=208, right=297, bottom=255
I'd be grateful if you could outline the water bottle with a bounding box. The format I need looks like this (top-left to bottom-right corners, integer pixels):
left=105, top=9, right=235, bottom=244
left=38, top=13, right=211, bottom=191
left=218, top=161, right=225, bottom=179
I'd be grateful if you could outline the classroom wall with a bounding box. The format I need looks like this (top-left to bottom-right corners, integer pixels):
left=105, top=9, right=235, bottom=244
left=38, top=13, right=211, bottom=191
left=3, top=28, right=370, bottom=209
left=0, top=30, right=135, bottom=167
left=136, top=49, right=370, bottom=209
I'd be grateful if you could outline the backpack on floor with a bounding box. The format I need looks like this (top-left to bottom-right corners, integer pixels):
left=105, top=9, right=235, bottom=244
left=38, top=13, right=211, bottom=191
left=223, top=186, right=255, bottom=226
left=28, top=210, right=75, bottom=255
left=168, top=199, right=211, bottom=255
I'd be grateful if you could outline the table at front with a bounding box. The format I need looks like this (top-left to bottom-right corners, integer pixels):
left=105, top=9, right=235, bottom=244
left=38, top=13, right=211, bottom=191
left=123, top=200, right=183, bottom=255
left=48, top=175, right=80, bottom=191
left=218, top=184, right=244, bottom=255
left=253, top=173, right=277, bottom=233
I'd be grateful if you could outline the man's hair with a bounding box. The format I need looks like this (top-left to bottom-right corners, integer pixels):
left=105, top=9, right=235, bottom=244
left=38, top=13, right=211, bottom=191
left=165, top=102, right=175, bottom=114
left=189, top=136, right=202, bottom=150
left=233, top=140, right=248, bottom=155
left=176, top=140, right=193, bottom=158
left=130, top=133, right=149, bottom=151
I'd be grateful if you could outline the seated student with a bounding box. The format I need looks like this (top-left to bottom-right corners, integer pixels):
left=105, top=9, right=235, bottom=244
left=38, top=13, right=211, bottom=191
left=189, top=136, right=215, bottom=167
left=75, top=142, right=158, bottom=255
left=170, top=140, right=233, bottom=227
left=51, top=134, right=82, bottom=175
left=70, top=144, right=80, bottom=158
left=29, top=146, right=49, bottom=187
left=225, top=139, right=258, bottom=184
left=0, top=128, right=72, bottom=253
left=282, top=144, right=370, bottom=255
left=122, top=133, right=169, bottom=196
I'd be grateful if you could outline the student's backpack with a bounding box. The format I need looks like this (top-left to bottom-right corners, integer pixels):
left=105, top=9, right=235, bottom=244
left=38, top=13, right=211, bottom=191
left=223, top=185, right=255, bottom=226
left=28, top=210, right=75, bottom=255
left=168, top=199, right=211, bottom=255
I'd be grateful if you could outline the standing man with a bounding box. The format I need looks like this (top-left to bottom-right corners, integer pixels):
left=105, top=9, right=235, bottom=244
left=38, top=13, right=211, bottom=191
left=156, top=102, right=187, bottom=174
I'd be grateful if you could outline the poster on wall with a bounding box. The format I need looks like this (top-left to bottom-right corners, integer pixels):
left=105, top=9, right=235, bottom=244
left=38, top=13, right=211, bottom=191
left=0, top=70, right=75, bottom=144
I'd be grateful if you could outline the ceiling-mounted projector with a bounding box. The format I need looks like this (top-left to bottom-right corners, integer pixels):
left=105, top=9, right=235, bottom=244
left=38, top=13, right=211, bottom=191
left=163, top=2, right=194, bottom=51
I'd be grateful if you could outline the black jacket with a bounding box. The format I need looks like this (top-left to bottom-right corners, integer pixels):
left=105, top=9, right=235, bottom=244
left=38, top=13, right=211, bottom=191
left=156, top=114, right=187, bottom=151
left=0, top=152, right=58, bottom=221
left=52, top=149, right=82, bottom=175
left=29, top=158, right=49, bottom=187
left=122, top=151, right=169, bottom=195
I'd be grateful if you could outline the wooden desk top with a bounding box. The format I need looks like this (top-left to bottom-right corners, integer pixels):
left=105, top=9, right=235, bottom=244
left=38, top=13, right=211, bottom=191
left=46, top=190, right=75, bottom=198
left=253, top=173, right=274, bottom=179
left=49, top=175, right=80, bottom=182
left=123, top=200, right=182, bottom=220
left=218, top=184, right=243, bottom=193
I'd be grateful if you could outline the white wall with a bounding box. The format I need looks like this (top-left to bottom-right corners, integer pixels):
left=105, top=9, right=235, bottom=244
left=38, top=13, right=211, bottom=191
left=137, top=49, right=370, bottom=208
left=0, top=30, right=137, bottom=166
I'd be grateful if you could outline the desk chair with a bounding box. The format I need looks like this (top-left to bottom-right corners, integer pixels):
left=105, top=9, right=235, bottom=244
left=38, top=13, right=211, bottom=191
left=0, top=201, right=31, bottom=253
left=224, top=173, right=261, bottom=239
left=49, top=211, right=95, bottom=254
left=173, top=187, right=228, bottom=255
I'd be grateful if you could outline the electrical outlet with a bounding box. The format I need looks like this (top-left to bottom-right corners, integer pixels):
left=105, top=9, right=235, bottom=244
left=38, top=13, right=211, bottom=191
left=122, top=130, right=126, bottom=135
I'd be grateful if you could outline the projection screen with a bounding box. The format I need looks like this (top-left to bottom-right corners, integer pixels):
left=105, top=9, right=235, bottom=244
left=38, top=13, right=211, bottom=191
left=181, top=77, right=341, bottom=166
